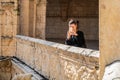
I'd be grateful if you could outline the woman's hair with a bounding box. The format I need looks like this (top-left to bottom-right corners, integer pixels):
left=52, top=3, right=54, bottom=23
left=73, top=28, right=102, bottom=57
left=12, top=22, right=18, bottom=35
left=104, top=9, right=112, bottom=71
left=69, top=19, right=79, bottom=29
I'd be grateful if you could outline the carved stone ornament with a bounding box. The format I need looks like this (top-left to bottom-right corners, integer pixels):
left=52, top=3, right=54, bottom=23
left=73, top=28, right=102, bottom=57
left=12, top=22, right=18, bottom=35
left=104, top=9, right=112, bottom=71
left=1, top=1, right=14, bottom=10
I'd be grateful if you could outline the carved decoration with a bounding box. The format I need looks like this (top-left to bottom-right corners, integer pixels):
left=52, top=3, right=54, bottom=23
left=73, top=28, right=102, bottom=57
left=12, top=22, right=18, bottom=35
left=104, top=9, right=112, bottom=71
left=0, top=58, right=12, bottom=72
left=1, top=1, right=14, bottom=10
left=60, top=57, right=98, bottom=80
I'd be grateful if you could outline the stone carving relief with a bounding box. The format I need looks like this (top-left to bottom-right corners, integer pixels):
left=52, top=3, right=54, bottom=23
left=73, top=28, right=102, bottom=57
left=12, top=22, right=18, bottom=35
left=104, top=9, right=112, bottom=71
left=1, top=1, right=15, bottom=10
left=0, top=57, right=12, bottom=80
left=61, top=58, right=98, bottom=80
left=1, top=9, right=15, bottom=37
left=0, top=58, right=12, bottom=72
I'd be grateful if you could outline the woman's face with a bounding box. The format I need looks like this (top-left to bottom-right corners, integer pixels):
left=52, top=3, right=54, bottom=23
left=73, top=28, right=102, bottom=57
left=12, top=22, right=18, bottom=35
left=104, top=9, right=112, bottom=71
left=69, top=24, right=77, bottom=32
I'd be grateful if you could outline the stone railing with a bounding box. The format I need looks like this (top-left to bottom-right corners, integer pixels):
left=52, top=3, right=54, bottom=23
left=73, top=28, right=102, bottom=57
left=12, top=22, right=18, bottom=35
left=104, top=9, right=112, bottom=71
left=16, top=35, right=99, bottom=80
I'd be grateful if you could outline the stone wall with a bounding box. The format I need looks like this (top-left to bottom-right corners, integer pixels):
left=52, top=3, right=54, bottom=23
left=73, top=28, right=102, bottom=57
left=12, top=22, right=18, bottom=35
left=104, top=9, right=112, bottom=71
left=16, top=35, right=99, bottom=80
left=46, top=0, right=99, bottom=40
left=99, top=0, right=120, bottom=79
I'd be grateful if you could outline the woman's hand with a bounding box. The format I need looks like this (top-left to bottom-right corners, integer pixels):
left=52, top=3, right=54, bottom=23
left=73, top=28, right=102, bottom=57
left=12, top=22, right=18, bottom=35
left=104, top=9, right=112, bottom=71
left=67, top=31, right=78, bottom=39
left=71, top=31, right=78, bottom=36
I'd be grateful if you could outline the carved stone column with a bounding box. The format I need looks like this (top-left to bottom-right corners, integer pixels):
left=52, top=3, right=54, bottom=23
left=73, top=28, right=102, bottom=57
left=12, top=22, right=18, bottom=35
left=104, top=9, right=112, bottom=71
left=36, top=0, right=47, bottom=39
left=19, top=0, right=29, bottom=36
left=0, top=0, right=18, bottom=56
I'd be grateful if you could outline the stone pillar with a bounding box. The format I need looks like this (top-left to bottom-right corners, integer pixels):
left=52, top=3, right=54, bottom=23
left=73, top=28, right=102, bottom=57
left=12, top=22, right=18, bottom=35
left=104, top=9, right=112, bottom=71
left=36, top=0, right=47, bottom=39
left=0, top=0, right=18, bottom=56
left=29, top=0, right=35, bottom=37
left=19, top=0, right=29, bottom=36
left=0, top=1, right=2, bottom=55
left=100, top=0, right=120, bottom=79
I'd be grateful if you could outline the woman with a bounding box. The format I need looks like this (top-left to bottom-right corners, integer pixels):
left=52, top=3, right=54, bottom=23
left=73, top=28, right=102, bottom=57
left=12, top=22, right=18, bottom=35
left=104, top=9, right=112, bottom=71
left=65, top=19, right=86, bottom=48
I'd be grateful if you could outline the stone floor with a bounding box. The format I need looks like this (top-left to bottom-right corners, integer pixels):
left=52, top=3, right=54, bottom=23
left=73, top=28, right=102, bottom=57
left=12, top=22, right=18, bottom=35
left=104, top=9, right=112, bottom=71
left=47, top=38, right=99, bottom=50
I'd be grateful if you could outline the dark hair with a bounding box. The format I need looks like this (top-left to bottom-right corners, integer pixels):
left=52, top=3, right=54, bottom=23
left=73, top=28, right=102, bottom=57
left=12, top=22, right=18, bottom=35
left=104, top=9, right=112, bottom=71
left=69, top=19, right=79, bottom=29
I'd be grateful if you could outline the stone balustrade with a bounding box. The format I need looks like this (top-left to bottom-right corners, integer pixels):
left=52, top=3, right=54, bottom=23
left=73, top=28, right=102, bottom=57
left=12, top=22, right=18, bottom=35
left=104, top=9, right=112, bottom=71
left=16, top=35, right=99, bottom=80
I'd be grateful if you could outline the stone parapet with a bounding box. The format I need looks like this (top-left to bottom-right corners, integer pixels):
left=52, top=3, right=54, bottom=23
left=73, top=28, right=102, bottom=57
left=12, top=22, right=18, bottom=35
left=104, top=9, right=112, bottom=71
left=16, top=35, right=99, bottom=80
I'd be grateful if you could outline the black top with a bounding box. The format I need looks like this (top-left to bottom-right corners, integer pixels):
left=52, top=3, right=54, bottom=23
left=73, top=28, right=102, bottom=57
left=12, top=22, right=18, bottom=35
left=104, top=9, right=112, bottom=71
left=65, top=31, right=86, bottom=48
